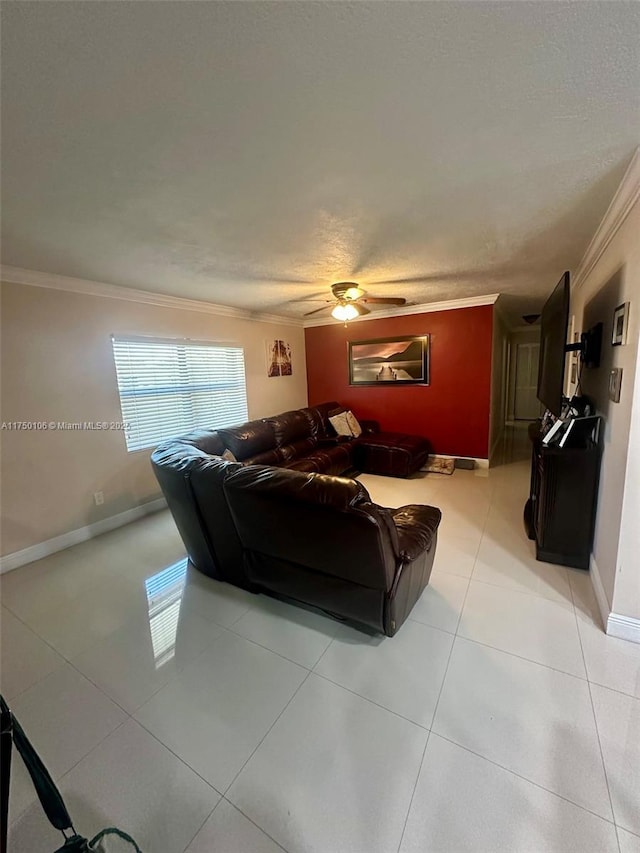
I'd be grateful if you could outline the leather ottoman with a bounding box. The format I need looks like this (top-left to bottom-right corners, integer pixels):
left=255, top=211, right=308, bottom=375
left=354, top=432, right=431, bottom=478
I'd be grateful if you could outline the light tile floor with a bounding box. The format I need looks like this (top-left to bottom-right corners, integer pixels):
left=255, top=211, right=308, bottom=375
left=1, top=439, right=639, bottom=852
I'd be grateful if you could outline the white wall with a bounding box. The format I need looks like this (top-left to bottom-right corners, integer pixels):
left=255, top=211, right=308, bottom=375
left=569, top=154, right=640, bottom=625
left=0, top=280, right=307, bottom=557
left=489, top=305, right=510, bottom=464
left=615, top=329, right=640, bottom=622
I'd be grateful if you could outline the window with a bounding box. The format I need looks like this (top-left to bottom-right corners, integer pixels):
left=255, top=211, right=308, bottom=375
left=111, top=335, right=248, bottom=452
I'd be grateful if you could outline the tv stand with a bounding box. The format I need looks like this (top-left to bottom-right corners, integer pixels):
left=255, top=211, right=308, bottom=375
left=524, top=421, right=600, bottom=570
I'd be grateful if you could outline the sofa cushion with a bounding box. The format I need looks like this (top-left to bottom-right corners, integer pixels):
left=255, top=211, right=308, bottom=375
left=278, top=437, right=319, bottom=465
left=305, top=445, right=353, bottom=476
left=299, top=406, right=324, bottom=438
left=311, top=401, right=344, bottom=436
left=268, top=409, right=313, bottom=446
left=218, top=419, right=276, bottom=461
left=241, top=448, right=284, bottom=467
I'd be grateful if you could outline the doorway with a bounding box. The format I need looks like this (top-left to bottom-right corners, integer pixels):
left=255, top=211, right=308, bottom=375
left=514, top=342, right=541, bottom=420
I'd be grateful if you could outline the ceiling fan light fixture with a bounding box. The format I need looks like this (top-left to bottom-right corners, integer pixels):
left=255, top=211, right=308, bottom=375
left=343, top=285, right=365, bottom=301
left=331, top=282, right=365, bottom=301
left=331, top=302, right=360, bottom=322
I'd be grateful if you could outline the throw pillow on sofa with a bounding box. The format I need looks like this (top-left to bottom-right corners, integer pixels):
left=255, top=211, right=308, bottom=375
left=329, top=410, right=363, bottom=438
left=345, top=410, right=363, bottom=438
left=328, top=411, right=353, bottom=437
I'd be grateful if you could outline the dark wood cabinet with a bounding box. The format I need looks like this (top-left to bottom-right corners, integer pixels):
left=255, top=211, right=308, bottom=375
left=525, top=421, right=600, bottom=570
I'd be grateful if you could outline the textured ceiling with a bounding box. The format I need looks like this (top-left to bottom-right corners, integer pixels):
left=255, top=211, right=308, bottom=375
left=1, top=1, right=639, bottom=322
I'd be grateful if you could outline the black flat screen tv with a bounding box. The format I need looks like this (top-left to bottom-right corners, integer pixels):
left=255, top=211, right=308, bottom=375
left=537, top=271, right=570, bottom=417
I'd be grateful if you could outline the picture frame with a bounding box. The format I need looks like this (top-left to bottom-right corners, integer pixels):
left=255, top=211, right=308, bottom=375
left=266, top=339, right=293, bottom=377
left=612, top=302, right=630, bottom=346
left=348, top=335, right=430, bottom=386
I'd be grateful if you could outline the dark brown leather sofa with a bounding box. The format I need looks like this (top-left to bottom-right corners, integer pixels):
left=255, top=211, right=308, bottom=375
left=151, top=404, right=441, bottom=636
left=214, top=401, right=431, bottom=478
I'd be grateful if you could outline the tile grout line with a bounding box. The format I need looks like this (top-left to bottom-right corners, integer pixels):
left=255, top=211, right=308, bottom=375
left=457, top=573, right=577, bottom=609
left=217, top=799, right=293, bottom=853
left=7, top=714, right=135, bottom=832
left=222, top=669, right=314, bottom=799
left=311, top=670, right=431, bottom=732
left=396, top=460, right=498, bottom=853
left=132, top=714, right=226, bottom=795
left=398, top=475, right=619, bottom=844
left=179, top=794, right=223, bottom=853
left=395, top=733, right=432, bottom=853
left=395, top=594, right=463, bottom=851
left=432, top=732, right=620, bottom=830
left=179, top=791, right=292, bottom=853
left=451, top=634, right=589, bottom=682
left=67, top=617, right=228, bottom=718
left=452, top=485, right=588, bottom=680
left=223, top=624, right=314, bottom=672
left=568, top=577, right=622, bottom=853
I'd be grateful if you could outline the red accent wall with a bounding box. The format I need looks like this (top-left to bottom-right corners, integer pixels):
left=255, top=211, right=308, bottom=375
left=305, top=305, right=494, bottom=459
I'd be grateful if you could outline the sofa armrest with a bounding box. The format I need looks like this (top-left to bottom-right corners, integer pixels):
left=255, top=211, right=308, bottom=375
left=391, top=505, right=441, bottom=562
left=359, top=419, right=380, bottom=434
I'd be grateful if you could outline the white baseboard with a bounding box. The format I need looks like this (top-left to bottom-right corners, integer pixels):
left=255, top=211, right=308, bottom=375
left=0, top=497, right=167, bottom=574
left=606, top=613, right=640, bottom=644
left=588, top=555, right=611, bottom=630
left=589, top=554, right=640, bottom=644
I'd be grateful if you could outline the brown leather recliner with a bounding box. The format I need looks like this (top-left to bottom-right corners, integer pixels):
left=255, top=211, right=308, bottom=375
left=151, top=432, right=441, bottom=636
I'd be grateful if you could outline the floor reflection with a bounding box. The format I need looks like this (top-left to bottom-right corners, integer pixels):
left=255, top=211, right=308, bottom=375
left=145, top=558, right=188, bottom=669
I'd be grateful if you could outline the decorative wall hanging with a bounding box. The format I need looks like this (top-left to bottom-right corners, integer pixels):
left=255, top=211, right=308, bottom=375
left=266, top=339, right=293, bottom=377
left=612, top=302, right=629, bottom=346
left=348, top=335, right=429, bottom=386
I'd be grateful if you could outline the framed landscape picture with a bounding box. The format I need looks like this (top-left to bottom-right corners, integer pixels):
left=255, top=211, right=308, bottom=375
left=348, top=335, right=430, bottom=386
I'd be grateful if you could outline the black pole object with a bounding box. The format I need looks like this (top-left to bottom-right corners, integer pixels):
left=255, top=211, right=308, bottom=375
left=0, top=695, right=75, bottom=842
left=1, top=697, right=12, bottom=853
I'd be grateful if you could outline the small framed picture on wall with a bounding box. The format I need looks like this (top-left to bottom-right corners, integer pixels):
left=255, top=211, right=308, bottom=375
left=266, top=339, right=293, bottom=377
left=612, top=302, right=630, bottom=346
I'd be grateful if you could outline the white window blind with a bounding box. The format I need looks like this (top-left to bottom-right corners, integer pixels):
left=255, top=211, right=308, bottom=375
left=112, top=336, right=248, bottom=452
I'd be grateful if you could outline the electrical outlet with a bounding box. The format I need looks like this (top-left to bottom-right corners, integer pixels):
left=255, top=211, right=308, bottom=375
left=93, top=491, right=104, bottom=506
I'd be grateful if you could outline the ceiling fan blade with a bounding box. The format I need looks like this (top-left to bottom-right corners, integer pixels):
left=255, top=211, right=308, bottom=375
left=304, top=305, right=333, bottom=317
left=360, top=297, right=407, bottom=306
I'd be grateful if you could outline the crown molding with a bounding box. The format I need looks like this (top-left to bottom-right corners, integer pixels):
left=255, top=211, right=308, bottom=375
left=573, top=146, right=640, bottom=292
left=0, top=265, right=304, bottom=328
left=492, top=294, right=515, bottom=331
left=303, top=292, right=500, bottom=328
